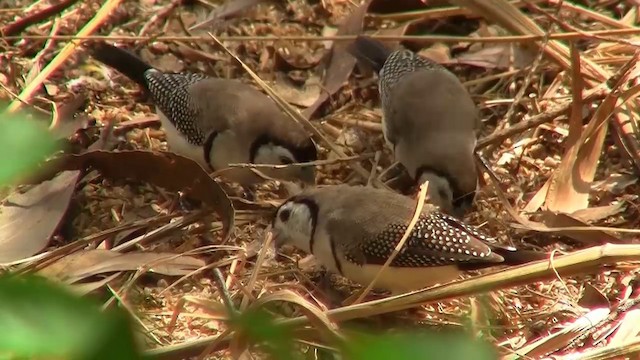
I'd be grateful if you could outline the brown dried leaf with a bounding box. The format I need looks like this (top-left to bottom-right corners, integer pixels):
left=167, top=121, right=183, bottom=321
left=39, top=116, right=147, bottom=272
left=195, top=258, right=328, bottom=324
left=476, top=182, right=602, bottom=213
left=539, top=211, right=622, bottom=245
left=578, top=283, right=610, bottom=309
left=273, top=45, right=323, bottom=71
left=188, top=0, right=263, bottom=31
left=454, top=43, right=535, bottom=69
left=0, top=171, right=79, bottom=263
left=571, top=202, right=626, bottom=223
left=302, top=0, right=373, bottom=118
left=544, top=43, right=593, bottom=214
left=43, top=150, right=234, bottom=241
left=609, top=309, right=640, bottom=345
left=271, top=74, right=321, bottom=108
left=39, top=249, right=205, bottom=283
left=418, top=43, right=452, bottom=64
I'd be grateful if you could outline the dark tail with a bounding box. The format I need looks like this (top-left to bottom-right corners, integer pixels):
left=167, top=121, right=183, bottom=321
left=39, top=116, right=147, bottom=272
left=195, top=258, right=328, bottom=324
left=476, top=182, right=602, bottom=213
left=89, top=42, right=154, bottom=90
left=491, top=244, right=549, bottom=265
left=346, top=35, right=393, bottom=73
left=459, top=244, right=548, bottom=271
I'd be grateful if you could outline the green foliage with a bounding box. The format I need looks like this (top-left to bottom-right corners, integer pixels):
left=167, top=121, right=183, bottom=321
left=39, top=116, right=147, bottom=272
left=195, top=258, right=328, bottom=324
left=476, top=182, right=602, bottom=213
left=0, top=274, right=497, bottom=360
left=344, top=331, right=497, bottom=360
left=0, top=110, right=58, bottom=186
left=0, top=274, right=142, bottom=360
left=232, top=308, right=298, bottom=360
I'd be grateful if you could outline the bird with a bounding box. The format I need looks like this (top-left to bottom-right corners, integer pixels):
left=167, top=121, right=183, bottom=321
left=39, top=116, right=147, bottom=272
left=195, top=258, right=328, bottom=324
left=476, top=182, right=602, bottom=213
left=347, top=35, right=480, bottom=217
left=270, top=184, right=545, bottom=295
left=88, top=42, right=318, bottom=187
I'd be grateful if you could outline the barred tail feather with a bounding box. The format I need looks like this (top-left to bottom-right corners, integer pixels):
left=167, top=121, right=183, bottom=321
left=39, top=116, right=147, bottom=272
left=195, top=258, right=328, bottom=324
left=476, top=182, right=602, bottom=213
left=89, top=42, right=154, bottom=90
left=346, top=35, right=393, bottom=73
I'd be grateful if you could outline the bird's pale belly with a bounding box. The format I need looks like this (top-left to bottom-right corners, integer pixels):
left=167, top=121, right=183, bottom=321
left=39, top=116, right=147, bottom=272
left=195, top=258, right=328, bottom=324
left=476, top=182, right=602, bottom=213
left=157, top=111, right=209, bottom=168
left=340, top=260, right=462, bottom=295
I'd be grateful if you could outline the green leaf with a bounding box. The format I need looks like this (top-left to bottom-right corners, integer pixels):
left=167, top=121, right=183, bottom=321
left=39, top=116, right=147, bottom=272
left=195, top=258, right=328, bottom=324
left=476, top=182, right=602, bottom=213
left=0, top=111, right=58, bottom=185
left=232, top=309, right=298, bottom=360
left=0, top=274, right=141, bottom=360
left=344, top=331, right=497, bottom=360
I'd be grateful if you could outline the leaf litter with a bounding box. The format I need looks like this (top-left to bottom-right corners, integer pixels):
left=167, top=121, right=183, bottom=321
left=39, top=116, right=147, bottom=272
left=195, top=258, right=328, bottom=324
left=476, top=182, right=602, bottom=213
left=2, top=0, right=640, bottom=358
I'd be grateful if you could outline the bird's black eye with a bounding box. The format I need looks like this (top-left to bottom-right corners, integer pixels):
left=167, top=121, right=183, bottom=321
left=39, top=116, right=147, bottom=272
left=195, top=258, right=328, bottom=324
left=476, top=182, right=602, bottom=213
left=279, top=156, right=293, bottom=165
left=279, top=209, right=291, bottom=222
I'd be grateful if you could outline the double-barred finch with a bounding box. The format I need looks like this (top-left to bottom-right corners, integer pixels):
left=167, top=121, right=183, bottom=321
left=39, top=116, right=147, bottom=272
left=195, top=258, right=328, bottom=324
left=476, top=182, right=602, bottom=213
left=89, top=42, right=317, bottom=186
left=271, top=185, right=545, bottom=294
left=347, top=36, right=480, bottom=217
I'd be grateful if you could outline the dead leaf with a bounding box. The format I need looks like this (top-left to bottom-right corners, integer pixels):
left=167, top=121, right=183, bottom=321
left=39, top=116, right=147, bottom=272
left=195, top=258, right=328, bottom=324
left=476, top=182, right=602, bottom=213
left=41, top=150, right=235, bottom=241
left=39, top=249, right=205, bottom=283
left=418, top=43, right=452, bottom=64
left=72, top=273, right=121, bottom=295
left=302, top=0, right=373, bottom=118
left=188, top=0, right=263, bottom=31
left=591, top=173, right=638, bottom=194
left=454, top=43, right=535, bottom=69
left=571, top=202, right=626, bottom=223
left=609, top=309, right=640, bottom=345
left=578, top=283, right=610, bottom=309
left=271, top=74, right=321, bottom=108
left=273, top=44, right=324, bottom=71
left=540, top=211, right=622, bottom=245
left=0, top=171, right=79, bottom=263
left=544, top=43, right=599, bottom=214
left=142, top=49, right=184, bottom=73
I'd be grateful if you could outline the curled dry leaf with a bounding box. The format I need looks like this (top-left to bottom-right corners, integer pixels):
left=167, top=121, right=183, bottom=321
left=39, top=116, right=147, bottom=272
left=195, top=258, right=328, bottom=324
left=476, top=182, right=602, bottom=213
left=42, top=150, right=235, bottom=241
left=38, top=249, right=206, bottom=283
left=0, top=171, right=80, bottom=263
left=188, top=0, right=263, bottom=31
left=539, top=211, right=622, bottom=245
left=271, top=73, right=321, bottom=108
left=454, top=43, right=536, bottom=69
left=578, top=283, right=610, bottom=309
left=0, top=95, right=97, bottom=263
left=302, top=0, right=373, bottom=118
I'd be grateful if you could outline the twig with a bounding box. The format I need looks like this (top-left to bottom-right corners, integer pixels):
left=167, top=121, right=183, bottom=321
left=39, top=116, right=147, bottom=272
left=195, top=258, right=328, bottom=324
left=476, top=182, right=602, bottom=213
left=5, top=28, right=640, bottom=43
left=5, top=0, right=124, bottom=113
left=213, top=268, right=239, bottom=317
left=366, top=151, right=381, bottom=187
left=490, top=0, right=557, bottom=150
left=238, top=230, right=273, bottom=312
left=283, top=244, right=640, bottom=326
left=0, top=0, right=80, bottom=37
left=226, top=153, right=374, bottom=169
left=476, top=87, right=607, bottom=149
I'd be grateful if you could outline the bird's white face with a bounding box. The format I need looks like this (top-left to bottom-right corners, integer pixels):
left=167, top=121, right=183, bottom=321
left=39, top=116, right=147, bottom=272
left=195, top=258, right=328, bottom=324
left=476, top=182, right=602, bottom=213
left=255, top=144, right=315, bottom=185
left=271, top=201, right=314, bottom=253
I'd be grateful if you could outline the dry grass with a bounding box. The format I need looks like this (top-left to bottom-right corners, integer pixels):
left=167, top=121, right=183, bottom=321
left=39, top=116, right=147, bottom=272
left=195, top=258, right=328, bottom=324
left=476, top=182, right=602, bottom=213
left=2, top=0, right=640, bottom=358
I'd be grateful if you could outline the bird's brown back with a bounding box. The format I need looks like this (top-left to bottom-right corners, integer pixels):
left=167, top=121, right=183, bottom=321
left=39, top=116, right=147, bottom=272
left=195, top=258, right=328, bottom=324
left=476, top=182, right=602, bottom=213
left=187, top=79, right=314, bottom=153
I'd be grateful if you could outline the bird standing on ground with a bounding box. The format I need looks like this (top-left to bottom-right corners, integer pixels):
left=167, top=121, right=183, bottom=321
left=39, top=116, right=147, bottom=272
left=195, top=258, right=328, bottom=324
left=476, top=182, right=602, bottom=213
left=89, top=42, right=318, bottom=187
left=271, top=185, right=545, bottom=295
left=347, top=36, right=480, bottom=217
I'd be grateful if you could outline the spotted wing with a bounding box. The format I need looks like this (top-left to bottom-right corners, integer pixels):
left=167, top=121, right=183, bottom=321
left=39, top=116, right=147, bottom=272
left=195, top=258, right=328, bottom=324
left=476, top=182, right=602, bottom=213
left=343, top=212, right=504, bottom=268
left=144, top=71, right=209, bottom=145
